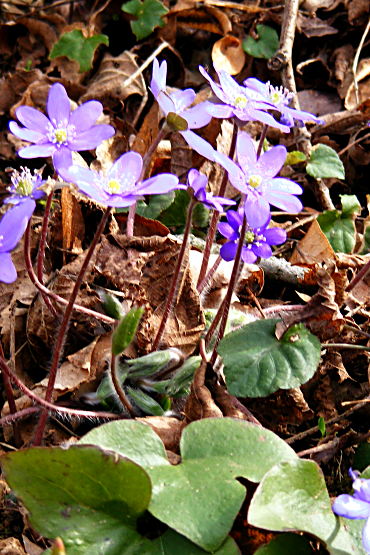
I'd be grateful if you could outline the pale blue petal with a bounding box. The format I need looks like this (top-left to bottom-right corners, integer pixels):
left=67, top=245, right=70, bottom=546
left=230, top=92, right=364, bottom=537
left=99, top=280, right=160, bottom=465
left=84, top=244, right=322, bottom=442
left=0, top=253, right=17, bottom=283
left=241, top=246, right=257, bottom=263
left=137, top=174, right=182, bottom=195
left=181, top=102, right=213, bottom=129
left=226, top=210, right=243, bottom=231
left=252, top=242, right=272, bottom=258
left=0, top=200, right=35, bottom=251
left=333, top=495, right=370, bottom=519
left=220, top=241, right=237, bottom=261
left=15, top=105, right=50, bottom=133
left=18, top=143, right=56, bottom=158
left=218, top=222, right=238, bottom=240
left=180, top=130, right=216, bottom=161
left=247, top=107, right=290, bottom=132
left=69, top=101, right=103, bottom=131
left=157, top=91, right=175, bottom=115
left=263, top=227, right=287, bottom=245
left=53, top=148, right=73, bottom=177
left=245, top=193, right=270, bottom=228
left=198, top=66, right=230, bottom=104
left=109, top=151, right=142, bottom=183
left=206, top=103, right=235, bottom=119
left=9, top=121, right=46, bottom=143
left=47, top=83, right=71, bottom=125
left=237, top=132, right=257, bottom=170
left=264, top=190, right=303, bottom=213
left=68, top=124, right=115, bottom=150
left=266, top=177, right=303, bottom=194
left=151, top=58, right=167, bottom=98
left=256, top=145, right=287, bottom=177
left=171, top=89, right=195, bottom=112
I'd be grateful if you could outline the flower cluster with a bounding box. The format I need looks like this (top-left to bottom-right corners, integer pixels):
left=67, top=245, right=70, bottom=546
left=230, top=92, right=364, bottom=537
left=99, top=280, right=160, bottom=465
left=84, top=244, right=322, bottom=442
left=332, top=469, right=370, bottom=553
left=2, top=60, right=322, bottom=282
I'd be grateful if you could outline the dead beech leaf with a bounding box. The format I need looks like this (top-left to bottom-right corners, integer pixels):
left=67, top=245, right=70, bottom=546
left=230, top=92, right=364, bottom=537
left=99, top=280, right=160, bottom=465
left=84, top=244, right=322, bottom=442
left=298, top=13, right=338, bottom=37
left=345, top=58, right=370, bottom=110
left=61, top=188, right=85, bottom=255
left=80, top=51, right=147, bottom=107
left=173, top=6, right=232, bottom=35
left=136, top=416, right=185, bottom=451
left=290, top=219, right=335, bottom=265
left=95, top=235, right=204, bottom=355
left=212, top=35, right=245, bottom=75
left=297, top=89, right=342, bottom=116
left=184, top=361, right=223, bottom=422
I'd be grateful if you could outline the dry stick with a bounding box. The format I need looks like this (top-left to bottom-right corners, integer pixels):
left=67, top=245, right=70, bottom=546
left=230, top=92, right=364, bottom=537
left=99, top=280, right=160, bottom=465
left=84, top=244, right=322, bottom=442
left=209, top=215, right=247, bottom=366
left=268, top=0, right=334, bottom=210
left=323, top=343, right=370, bottom=352
left=152, top=198, right=197, bottom=351
left=196, top=121, right=238, bottom=288
left=352, top=17, right=370, bottom=105
left=346, top=259, right=370, bottom=292
left=0, top=341, right=20, bottom=444
left=286, top=395, right=370, bottom=444
left=0, top=356, right=119, bottom=425
left=32, top=207, right=112, bottom=445
left=24, top=225, right=116, bottom=325
left=110, top=355, right=135, bottom=416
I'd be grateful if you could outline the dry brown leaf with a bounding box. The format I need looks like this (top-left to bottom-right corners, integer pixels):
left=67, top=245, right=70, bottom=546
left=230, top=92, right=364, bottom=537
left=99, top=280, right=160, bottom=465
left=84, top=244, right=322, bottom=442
left=297, top=89, right=342, bottom=116
left=345, top=0, right=369, bottom=24
left=212, top=35, right=245, bottom=75
left=184, top=361, right=223, bottom=422
left=61, top=188, right=85, bottom=255
left=345, top=58, right=370, bottom=110
left=290, top=219, right=336, bottom=265
left=173, top=6, right=232, bottom=35
left=298, top=13, right=338, bottom=37
left=0, top=538, right=26, bottom=555
left=136, top=416, right=185, bottom=451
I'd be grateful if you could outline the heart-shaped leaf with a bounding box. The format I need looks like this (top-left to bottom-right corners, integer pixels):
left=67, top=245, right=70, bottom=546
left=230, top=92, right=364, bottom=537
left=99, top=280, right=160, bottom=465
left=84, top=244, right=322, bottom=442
left=218, top=319, right=321, bottom=397
left=306, top=144, right=345, bottom=179
left=243, top=24, right=279, bottom=59
left=254, top=532, right=313, bottom=554
left=80, top=418, right=297, bottom=551
left=248, top=459, right=361, bottom=554
left=318, top=195, right=361, bottom=253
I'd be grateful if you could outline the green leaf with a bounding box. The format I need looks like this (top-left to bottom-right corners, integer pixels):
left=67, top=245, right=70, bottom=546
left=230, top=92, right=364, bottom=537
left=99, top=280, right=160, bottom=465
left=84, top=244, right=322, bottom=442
left=161, top=189, right=209, bottom=229
left=254, top=533, right=314, bottom=554
left=126, top=386, right=165, bottom=416
left=285, top=151, right=307, bottom=165
left=112, top=306, right=144, bottom=356
left=164, top=355, right=201, bottom=396
left=353, top=443, right=370, bottom=472
left=360, top=222, right=370, bottom=254
left=98, top=290, right=125, bottom=319
left=242, top=24, right=279, bottom=59
left=136, top=191, right=175, bottom=219
left=306, top=144, right=345, bottom=180
left=317, top=195, right=361, bottom=253
left=248, top=459, right=361, bottom=554
left=80, top=418, right=297, bottom=551
left=218, top=319, right=321, bottom=398
left=49, top=30, right=108, bottom=72
left=121, top=0, right=168, bottom=40
left=318, top=416, right=326, bottom=437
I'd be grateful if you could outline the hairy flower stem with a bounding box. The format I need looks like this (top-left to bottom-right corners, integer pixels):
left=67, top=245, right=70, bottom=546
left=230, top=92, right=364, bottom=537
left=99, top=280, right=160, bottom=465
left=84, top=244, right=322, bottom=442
left=152, top=198, right=196, bottom=351
left=197, top=255, right=222, bottom=294
left=126, top=125, right=169, bottom=237
left=0, top=341, right=20, bottom=444
left=209, top=215, right=247, bottom=367
left=196, top=121, right=238, bottom=288
left=110, top=355, right=135, bottom=416
left=256, top=124, right=268, bottom=158
left=33, top=207, right=112, bottom=445
left=0, top=355, right=118, bottom=424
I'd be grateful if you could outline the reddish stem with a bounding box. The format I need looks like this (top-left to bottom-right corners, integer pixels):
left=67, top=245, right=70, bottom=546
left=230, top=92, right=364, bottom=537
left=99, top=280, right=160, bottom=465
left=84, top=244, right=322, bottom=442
left=36, top=192, right=58, bottom=317
left=0, top=341, right=20, bottom=444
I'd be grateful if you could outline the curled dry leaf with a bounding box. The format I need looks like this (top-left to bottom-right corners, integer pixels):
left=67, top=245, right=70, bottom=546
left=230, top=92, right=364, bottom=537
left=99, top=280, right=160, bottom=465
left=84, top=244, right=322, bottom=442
left=345, top=58, right=370, bottom=110
left=184, top=360, right=223, bottom=422
left=136, top=416, right=185, bottom=451
left=290, top=219, right=335, bottom=265
left=212, top=35, right=245, bottom=75
left=172, top=5, right=232, bottom=35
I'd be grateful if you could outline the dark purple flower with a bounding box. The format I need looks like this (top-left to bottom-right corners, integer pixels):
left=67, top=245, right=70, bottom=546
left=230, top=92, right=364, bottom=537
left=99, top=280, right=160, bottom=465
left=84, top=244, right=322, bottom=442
left=218, top=209, right=286, bottom=264
left=187, top=169, right=235, bottom=212
left=199, top=66, right=291, bottom=133
left=216, top=132, right=303, bottom=228
left=4, top=167, right=46, bottom=207
left=58, top=151, right=185, bottom=208
left=0, top=200, right=35, bottom=283
left=243, top=78, right=323, bottom=127
left=9, top=83, right=115, bottom=170
left=151, top=59, right=217, bottom=161
left=332, top=469, right=370, bottom=553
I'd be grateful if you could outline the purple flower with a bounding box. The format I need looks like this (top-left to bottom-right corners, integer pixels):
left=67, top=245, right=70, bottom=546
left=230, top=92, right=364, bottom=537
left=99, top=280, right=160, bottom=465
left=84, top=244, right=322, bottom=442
left=151, top=59, right=217, bottom=161
left=243, top=78, right=324, bottom=127
left=187, top=169, right=235, bottom=212
left=9, top=83, right=115, bottom=170
left=0, top=200, right=35, bottom=283
left=332, top=469, right=370, bottom=553
left=216, top=132, right=303, bottom=228
left=218, top=209, right=286, bottom=263
left=58, top=151, right=185, bottom=208
left=4, top=167, right=46, bottom=207
left=199, top=66, right=290, bottom=133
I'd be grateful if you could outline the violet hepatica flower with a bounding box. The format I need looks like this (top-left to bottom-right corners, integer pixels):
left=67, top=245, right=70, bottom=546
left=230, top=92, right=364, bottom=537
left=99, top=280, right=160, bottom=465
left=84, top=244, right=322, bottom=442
left=216, top=131, right=303, bottom=228
left=187, top=169, right=235, bottom=212
left=151, top=59, right=217, bottom=161
left=58, top=151, right=185, bottom=208
left=199, top=66, right=290, bottom=133
left=218, top=209, right=286, bottom=264
left=0, top=201, right=35, bottom=283
left=9, top=83, right=115, bottom=171
left=243, top=78, right=324, bottom=128
left=332, top=469, right=370, bottom=554
left=4, top=167, right=46, bottom=207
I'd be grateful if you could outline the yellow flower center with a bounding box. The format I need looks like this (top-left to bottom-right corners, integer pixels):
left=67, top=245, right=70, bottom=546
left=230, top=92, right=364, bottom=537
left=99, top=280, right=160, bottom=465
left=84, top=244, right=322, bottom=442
left=107, top=179, right=121, bottom=194
left=234, top=95, right=247, bottom=109
left=249, top=175, right=262, bottom=189
left=16, top=179, right=33, bottom=196
left=54, top=129, right=67, bottom=143
left=245, top=231, right=255, bottom=244
left=270, top=91, right=281, bottom=104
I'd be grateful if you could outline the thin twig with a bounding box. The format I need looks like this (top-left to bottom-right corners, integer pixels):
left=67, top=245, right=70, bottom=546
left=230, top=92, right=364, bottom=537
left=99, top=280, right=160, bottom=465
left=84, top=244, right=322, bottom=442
left=352, top=18, right=370, bottom=105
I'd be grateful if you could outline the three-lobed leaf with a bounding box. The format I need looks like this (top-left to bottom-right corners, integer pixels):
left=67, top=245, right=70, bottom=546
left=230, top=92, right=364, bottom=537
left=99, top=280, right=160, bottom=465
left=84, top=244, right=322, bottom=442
left=50, top=30, right=108, bottom=72
left=317, top=194, right=361, bottom=253
left=121, top=0, right=168, bottom=40
left=218, top=319, right=321, bottom=398
left=306, top=144, right=345, bottom=180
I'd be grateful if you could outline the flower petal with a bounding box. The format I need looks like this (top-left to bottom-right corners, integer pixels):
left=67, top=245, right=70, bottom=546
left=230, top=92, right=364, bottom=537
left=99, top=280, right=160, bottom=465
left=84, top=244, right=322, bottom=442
left=109, top=151, right=143, bottom=183
left=136, top=174, right=182, bottom=195
left=244, top=192, right=270, bottom=228
left=266, top=177, right=303, bottom=195
left=0, top=253, right=17, bottom=283
left=241, top=246, right=257, bottom=263
left=151, top=58, right=167, bottom=98
left=198, top=66, right=230, bottom=104
left=171, top=89, right=196, bottom=112
left=218, top=222, right=238, bottom=240
left=15, top=106, right=50, bottom=134
left=47, top=83, right=71, bottom=125
left=226, top=210, right=243, bottom=231
left=0, top=200, right=35, bottom=251
left=333, top=495, right=370, bottom=519
left=256, top=145, right=287, bottom=178
left=68, top=124, right=115, bottom=151
left=180, top=130, right=216, bottom=161
left=263, top=227, right=287, bottom=245
left=362, top=516, right=370, bottom=553
left=69, top=101, right=103, bottom=131
left=264, top=190, right=303, bottom=213
left=53, top=148, right=73, bottom=177
left=18, top=143, right=56, bottom=159
left=181, top=102, right=213, bottom=129
left=252, top=241, right=272, bottom=258
left=156, top=91, right=175, bottom=116
left=220, top=241, right=238, bottom=261
left=206, top=103, right=235, bottom=119
left=246, top=107, right=290, bottom=132
left=9, top=121, right=46, bottom=143
left=237, top=131, right=257, bottom=170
